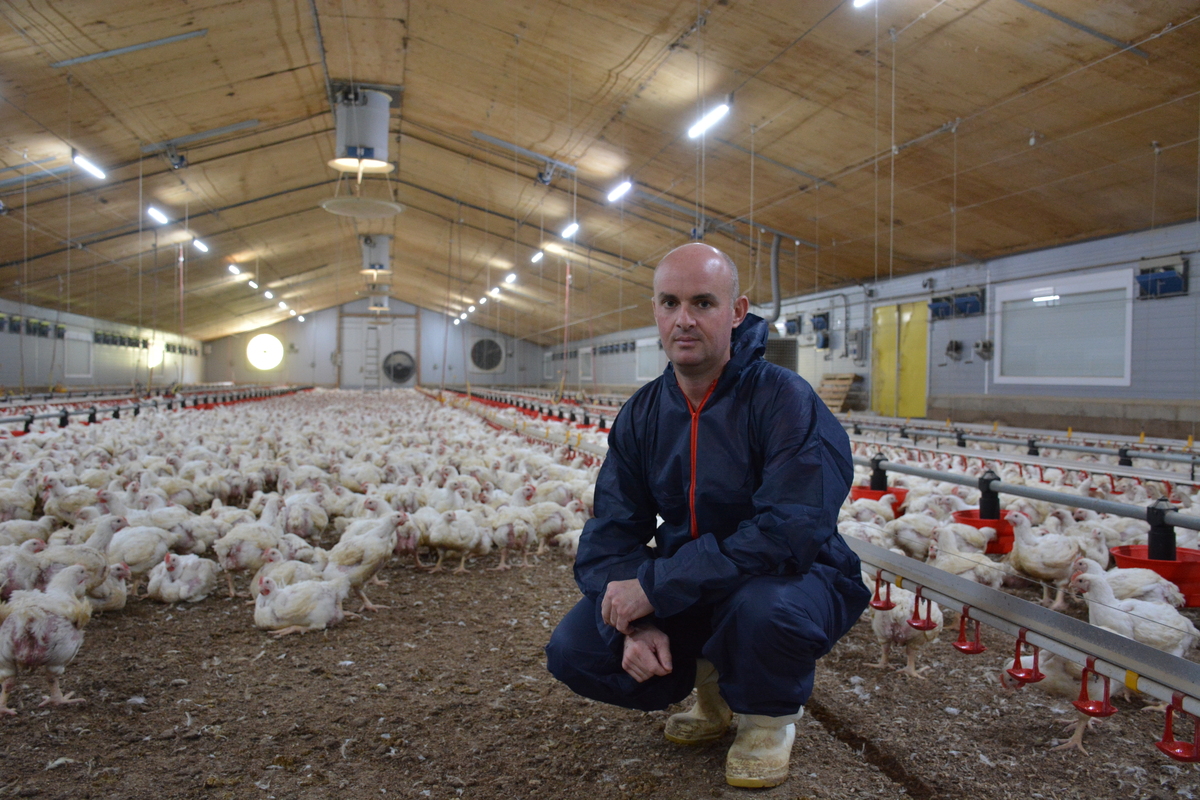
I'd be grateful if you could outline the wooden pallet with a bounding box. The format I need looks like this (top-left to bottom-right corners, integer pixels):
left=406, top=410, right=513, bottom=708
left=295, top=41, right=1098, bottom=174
left=817, top=373, right=865, bottom=412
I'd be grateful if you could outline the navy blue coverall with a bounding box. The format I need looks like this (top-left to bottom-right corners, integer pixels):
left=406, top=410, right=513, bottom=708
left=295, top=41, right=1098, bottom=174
left=546, top=314, right=870, bottom=717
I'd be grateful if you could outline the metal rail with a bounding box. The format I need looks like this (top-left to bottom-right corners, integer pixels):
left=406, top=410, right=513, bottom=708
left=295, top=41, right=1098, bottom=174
left=852, top=455, right=1200, bottom=531
left=443, top=386, right=622, bottom=429
left=847, top=419, right=1200, bottom=468
left=850, top=436, right=1200, bottom=488
left=843, top=412, right=1192, bottom=451
left=427, top=389, right=608, bottom=458
left=0, top=386, right=311, bottom=433
left=849, top=538, right=1200, bottom=717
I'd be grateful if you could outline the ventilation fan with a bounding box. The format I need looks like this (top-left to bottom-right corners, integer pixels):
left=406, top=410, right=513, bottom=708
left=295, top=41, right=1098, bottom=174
left=381, top=350, right=416, bottom=384
left=468, top=338, right=505, bottom=373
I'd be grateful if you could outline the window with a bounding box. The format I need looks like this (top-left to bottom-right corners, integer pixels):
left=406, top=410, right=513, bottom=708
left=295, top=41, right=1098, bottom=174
left=543, top=352, right=554, bottom=381
left=635, top=337, right=662, bottom=381
left=993, top=268, right=1132, bottom=386
left=579, top=347, right=593, bottom=381
left=64, top=331, right=92, bottom=378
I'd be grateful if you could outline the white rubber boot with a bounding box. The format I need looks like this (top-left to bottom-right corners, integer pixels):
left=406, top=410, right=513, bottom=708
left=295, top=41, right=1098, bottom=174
left=663, top=659, right=733, bottom=745
left=724, top=709, right=803, bottom=788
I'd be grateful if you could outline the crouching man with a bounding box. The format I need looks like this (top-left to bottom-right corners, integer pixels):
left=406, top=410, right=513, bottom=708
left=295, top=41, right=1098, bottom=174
left=546, top=243, right=870, bottom=788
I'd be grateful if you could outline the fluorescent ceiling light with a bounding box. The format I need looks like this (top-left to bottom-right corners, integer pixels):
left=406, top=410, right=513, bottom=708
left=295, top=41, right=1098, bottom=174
left=607, top=180, right=632, bottom=202
left=289, top=309, right=296, bottom=316
left=147, top=206, right=169, bottom=224
left=560, top=222, right=579, bottom=238
left=193, top=239, right=209, bottom=253
left=1032, top=295, right=1060, bottom=303
left=248, top=280, right=259, bottom=289
left=264, top=290, right=274, bottom=299
left=687, top=103, right=730, bottom=139
left=505, top=273, right=516, bottom=284
left=531, top=251, right=544, bottom=263
left=297, top=315, right=305, bottom=322
left=278, top=301, right=287, bottom=309
left=228, top=264, right=240, bottom=274
left=853, top=0, right=874, bottom=7
left=453, top=319, right=460, bottom=325
left=72, top=153, right=106, bottom=180
left=489, top=287, right=500, bottom=296
left=459, top=313, right=467, bottom=320
left=468, top=305, right=475, bottom=313
left=479, top=297, right=487, bottom=304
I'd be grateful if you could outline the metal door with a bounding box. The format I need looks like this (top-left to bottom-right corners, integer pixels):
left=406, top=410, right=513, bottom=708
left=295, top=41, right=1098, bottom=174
left=871, top=302, right=927, bottom=418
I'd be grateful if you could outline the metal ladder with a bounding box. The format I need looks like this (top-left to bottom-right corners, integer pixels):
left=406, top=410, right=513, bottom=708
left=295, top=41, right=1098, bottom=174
left=362, top=324, right=382, bottom=392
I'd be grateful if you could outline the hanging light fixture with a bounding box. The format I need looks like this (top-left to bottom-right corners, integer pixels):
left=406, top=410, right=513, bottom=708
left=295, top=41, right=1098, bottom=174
left=328, top=89, right=395, bottom=176
left=360, top=234, right=393, bottom=313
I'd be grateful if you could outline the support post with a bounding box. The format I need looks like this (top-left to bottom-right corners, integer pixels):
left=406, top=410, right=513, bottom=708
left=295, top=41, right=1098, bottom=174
left=1147, top=498, right=1177, bottom=561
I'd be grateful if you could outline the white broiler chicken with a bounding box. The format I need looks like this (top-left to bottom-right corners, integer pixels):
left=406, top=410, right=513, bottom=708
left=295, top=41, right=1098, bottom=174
left=0, top=516, right=61, bottom=547
left=0, top=564, right=92, bottom=714
left=106, top=525, right=181, bottom=596
left=869, top=583, right=944, bottom=678
left=249, top=548, right=323, bottom=600
left=926, top=528, right=1006, bottom=589
left=88, top=563, right=132, bottom=613
left=0, top=540, right=47, bottom=601
left=1071, top=572, right=1199, bottom=657
left=426, top=509, right=488, bottom=574
left=38, top=514, right=128, bottom=594
left=146, top=553, right=221, bottom=604
left=998, top=650, right=1111, bottom=755
left=1007, top=513, right=1082, bottom=611
left=489, top=505, right=538, bottom=569
left=254, top=575, right=355, bottom=636
left=527, top=500, right=586, bottom=555
left=883, top=513, right=940, bottom=560
left=211, top=497, right=284, bottom=597
left=41, top=478, right=99, bottom=525
left=1069, top=557, right=1185, bottom=607
left=322, top=512, right=402, bottom=611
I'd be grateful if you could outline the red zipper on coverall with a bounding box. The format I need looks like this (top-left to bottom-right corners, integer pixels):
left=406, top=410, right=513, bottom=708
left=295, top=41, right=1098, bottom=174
left=684, top=379, right=719, bottom=539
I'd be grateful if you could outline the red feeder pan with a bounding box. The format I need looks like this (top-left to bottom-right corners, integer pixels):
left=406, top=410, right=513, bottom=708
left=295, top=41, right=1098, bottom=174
left=1111, top=545, right=1200, bottom=608
left=850, top=486, right=909, bottom=517
left=951, top=509, right=1017, bottom=555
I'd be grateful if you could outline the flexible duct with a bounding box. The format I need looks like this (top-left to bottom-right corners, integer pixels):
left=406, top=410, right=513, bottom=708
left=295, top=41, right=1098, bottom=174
left=764, top=234, right=782, bottom=323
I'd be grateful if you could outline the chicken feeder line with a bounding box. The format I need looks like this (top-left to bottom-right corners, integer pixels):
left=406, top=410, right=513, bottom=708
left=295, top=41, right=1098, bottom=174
left=852, top=455, right=1200, bottom=534
left=0, top=386, right=311, bottom=432
left=846, top=419, right=1200, bottom=471
left=848, top=434, right=1199, bottom=494
left=849, top=537, right=1200, bottom=731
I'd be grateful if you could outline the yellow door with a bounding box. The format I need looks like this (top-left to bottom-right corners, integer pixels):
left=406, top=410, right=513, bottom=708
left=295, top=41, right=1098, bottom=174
left=871, top=302, right=927, bottom=418
left=896, top=301, right=928, bottom=418
left=871, top=305, right=898, bottom=416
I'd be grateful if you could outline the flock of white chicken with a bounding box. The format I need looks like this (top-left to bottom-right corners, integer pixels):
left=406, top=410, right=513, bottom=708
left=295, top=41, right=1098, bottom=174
left=2, top=387, right=1197, bottom=756
left=843, top=440, right=1200, bottom=753
left=0, top=390, right=594, bottom=714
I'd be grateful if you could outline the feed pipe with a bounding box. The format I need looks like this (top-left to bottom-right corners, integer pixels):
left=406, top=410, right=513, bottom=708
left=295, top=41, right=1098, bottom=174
left=764, top=234, right=782, bottom=324
left=0, top=386, right=310, bottom=433
left=849, top=537, right=1200, bottom=717
left=848, top=420, right=1200, bottom=468
left=420, top=389, right=608, bottom=458
left=849, top=437, right=1199, bottom=488
left=852, top=455, right=1200, bottom=530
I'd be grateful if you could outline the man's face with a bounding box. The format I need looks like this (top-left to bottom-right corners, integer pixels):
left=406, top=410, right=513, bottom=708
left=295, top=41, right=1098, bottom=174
left=652, top=247, right=747, bottom=375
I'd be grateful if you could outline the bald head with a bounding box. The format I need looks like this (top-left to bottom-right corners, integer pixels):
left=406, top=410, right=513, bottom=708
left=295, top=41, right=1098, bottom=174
left=654, top=243, right=740, bottom=303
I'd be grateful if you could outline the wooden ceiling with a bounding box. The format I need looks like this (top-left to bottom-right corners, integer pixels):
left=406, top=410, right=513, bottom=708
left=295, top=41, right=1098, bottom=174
left=1, top=1, right=1198, bottom=344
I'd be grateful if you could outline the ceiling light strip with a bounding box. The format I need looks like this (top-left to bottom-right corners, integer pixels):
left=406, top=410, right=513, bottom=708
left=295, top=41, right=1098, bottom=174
left=51, top=29, right=209, bottom=68
left=141, top=119, right=260, bottom=153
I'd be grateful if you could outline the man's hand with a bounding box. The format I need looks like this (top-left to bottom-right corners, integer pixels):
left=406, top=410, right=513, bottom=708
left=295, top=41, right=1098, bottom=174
left=601, top=578, right=654, bottom=634
left=622, top=624, right=673, bottom=683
